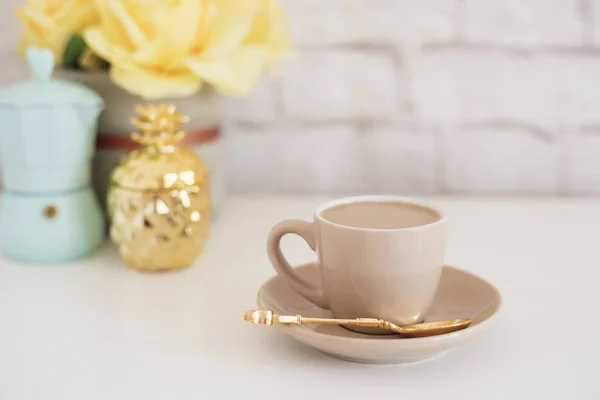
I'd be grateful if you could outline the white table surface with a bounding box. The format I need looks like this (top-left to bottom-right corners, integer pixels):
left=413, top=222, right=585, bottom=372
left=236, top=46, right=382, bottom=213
left=0, top=195, right=598, bottom=399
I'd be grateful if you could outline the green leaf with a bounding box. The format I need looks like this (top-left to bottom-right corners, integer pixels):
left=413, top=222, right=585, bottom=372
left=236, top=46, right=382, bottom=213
left=63, top=34, right=87, bottom=69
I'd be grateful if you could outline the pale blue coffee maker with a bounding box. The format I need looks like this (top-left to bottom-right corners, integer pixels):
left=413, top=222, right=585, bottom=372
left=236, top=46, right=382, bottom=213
left=0, top=48, right=105, bottom=263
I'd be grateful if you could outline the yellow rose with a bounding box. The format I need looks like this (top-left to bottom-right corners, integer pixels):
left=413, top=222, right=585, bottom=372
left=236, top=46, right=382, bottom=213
left=15, top=0, right=99, bottom=64
left=83, top=0, right=291, bottom=100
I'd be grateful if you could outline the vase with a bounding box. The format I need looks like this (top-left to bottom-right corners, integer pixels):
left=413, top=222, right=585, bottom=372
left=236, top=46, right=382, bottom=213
left=54, top=70, right=226, bottom=219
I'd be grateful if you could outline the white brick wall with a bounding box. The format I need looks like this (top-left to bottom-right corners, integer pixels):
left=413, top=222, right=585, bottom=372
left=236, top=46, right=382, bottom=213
left=442, top=126, right=561, bottom=193
left=358, top=126, right=438, bottom=194
left=410, top=51, right=600, bottom=127
left=593, top=0, right=600, bottom=43
left=3, top=0, right=600, bottom=195
left=226, top=125, right=364, bottom=193
left=281, top=0, right=455, bottom=46
left=283, top=50, right=399, bottom=121
left=463, top=0, right=583, bottom=46
left=566, top=128, right=600, bottom=194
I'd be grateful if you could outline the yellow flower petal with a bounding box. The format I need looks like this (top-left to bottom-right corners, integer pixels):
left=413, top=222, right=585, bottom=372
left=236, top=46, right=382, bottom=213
left=117, top=0, right=157, bottom=40
left=54, top=0, right=79, bottom=21
left=185, top=45, right=267, bottom=95
left=53, top=6, right=98, bottom=37
left=244, top=0, right=292, bottom=64
left=200, top=2, right=260, bottom=58
left=132, top=38, right=166, bottom=69
left=111, top=66, right=202, bottom=100
left=84, top=26, right=135, bottom=67
left=93, top=0, right=131, bottom=50
left=157, top=0, right=202, bottom=54
left=108, top=0, right=147, bottom=48
left=130, top=38, right=188, bottom=74
left=15, top=0, right=99, bottom=63
left=15, top=9, right=53, bottom=30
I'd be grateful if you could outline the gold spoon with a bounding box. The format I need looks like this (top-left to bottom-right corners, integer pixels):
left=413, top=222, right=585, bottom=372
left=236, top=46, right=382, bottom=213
left=243, top=309, right=472, bottom=338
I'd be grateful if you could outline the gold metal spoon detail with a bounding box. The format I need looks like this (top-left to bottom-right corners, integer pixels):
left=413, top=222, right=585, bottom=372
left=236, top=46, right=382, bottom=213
left=243, top=309, right=472, bottom=338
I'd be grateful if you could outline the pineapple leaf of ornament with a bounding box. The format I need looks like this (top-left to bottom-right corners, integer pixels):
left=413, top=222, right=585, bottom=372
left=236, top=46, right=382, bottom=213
left=130, top=104, right=190, bottom=148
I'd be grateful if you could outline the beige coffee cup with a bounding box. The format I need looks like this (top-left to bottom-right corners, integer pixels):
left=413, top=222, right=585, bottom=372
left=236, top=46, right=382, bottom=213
left=267, top=195, right=448, bottom=333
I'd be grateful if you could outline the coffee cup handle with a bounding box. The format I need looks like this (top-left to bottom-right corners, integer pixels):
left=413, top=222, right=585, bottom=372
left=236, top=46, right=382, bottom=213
left=267, top=220, right=329, bottom=309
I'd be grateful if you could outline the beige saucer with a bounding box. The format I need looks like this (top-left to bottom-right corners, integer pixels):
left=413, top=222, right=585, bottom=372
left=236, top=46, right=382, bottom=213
left=257, top=262, right=502, bottom=365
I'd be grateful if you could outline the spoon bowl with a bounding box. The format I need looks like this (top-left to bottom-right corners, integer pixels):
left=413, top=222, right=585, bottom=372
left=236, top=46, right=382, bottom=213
left=390, top=318, right=472, bottom=337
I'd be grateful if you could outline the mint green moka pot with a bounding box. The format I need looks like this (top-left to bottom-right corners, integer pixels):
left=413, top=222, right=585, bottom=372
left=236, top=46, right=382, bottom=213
left=0, top=48, right=105, bottom=263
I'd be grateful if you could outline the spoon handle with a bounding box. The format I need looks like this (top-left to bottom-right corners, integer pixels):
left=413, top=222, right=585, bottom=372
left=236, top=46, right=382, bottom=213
left=275, top=314, right=392, bottom=330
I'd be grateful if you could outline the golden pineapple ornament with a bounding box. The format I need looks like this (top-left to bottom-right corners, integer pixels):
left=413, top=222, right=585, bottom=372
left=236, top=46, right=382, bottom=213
left=108, top=104, right=211, bottom=271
